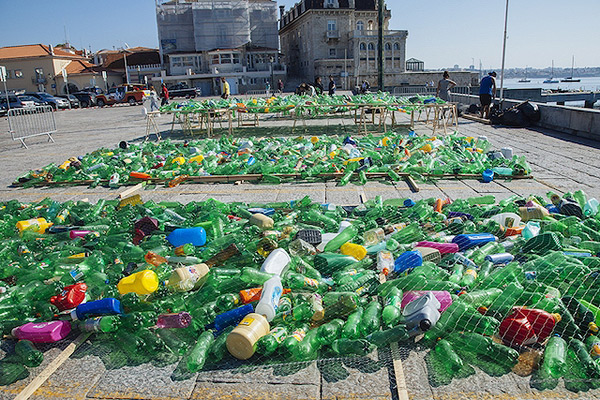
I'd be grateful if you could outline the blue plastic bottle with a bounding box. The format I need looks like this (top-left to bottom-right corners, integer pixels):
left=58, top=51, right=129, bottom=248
left=212, top=304, right=254, bottom=332
left=167, top=227, right=207, bottom=247
left=482, top=169, right=494, bottom=183
left=452, top=233, right=495, bottom=251
left=248, top=208, right=275, bottom=216
left=394, top=250, right=423, bottom=274
left=71, top=298, right=123, bottom=320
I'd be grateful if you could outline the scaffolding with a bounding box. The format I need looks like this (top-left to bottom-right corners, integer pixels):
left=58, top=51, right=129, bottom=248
left=156, top=0, right=278, bottom=54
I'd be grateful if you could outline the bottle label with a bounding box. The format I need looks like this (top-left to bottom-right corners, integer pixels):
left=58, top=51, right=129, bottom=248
left=591, top=343, right=600, bottom=360
left=83, top=317, right=102, bottom=332
left=303, top=277, right=319, bottom=288
left=239, top=316, right=255, bottom=326
left=291, top=329, right=306, bottom=342
left=524, top=271, right=537, bottom=280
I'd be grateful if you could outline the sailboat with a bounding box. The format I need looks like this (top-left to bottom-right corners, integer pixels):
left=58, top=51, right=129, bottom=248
left=518, top=66, right=530, bottom=83
left=543, top=60, right=559, bottom=83
left=561, top=56, right=581, bottom=83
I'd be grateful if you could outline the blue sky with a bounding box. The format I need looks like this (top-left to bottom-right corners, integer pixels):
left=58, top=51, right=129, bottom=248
left=1, top=0, right=599, bottom=70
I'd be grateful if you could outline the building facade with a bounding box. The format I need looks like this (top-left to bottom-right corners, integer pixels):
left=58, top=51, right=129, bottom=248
left=155, top=0, right=285, bottom=95
left=279, top=0, right=408, bottom=89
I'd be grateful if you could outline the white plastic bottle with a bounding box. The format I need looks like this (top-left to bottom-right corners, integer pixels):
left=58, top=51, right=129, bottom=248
left=255, top=276, right=283, bottom=321
left=260, top=248, right=291, bottom=276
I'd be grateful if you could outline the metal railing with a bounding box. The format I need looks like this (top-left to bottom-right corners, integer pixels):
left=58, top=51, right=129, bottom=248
left=8, top=105, right=57, bottom=149
left=392, top=86, right=472, bottom=96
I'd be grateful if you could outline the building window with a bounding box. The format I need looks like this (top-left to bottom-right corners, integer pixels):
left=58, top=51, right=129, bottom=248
left=329, top=48, right=336, bottom=57
left=385, top=43, right=391, bottom=51
left=220, top=54, right=232, bottom=64
left=367, top=43, right=374, bottom=51
left=327, top=20, right=336, bottom=31
left=367, top=20, right=374, bottom=30
left=356, top=21, right=364, bottom=31
left=233, top=54, right=241, bottom=64
left=359, top=43, right=366, bottom=51
left=394, top=42, right=400, bottom=50
left=326, top=0, right=336, bottom=7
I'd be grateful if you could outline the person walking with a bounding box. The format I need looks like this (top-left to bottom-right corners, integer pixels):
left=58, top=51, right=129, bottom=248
left=314, top=77, right=324, bottom=95
left=479, top=71, right=497, bottom=119
left=148, top=85, right=160, bottom=112
left=160, top=83, right=169, bottom=106
left=328, top=76, right=336, bottom=96
left=220, top=77, right=230, bottom=99
left=277, top=79, right=284, bottom=94
left=436, top=71, right=456, bottom=102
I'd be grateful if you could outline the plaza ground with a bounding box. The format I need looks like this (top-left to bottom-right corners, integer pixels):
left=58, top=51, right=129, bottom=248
left=1, top=103, right=600, bottom=400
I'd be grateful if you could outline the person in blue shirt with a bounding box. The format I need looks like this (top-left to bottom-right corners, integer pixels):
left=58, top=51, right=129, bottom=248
left=479, top=71, right=497, bottom=119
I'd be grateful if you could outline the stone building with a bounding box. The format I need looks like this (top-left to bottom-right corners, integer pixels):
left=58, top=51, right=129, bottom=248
left=279, top=0, right=408, bottom=89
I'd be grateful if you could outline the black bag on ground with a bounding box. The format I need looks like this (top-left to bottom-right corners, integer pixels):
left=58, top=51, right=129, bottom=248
left=498, top=109, right=530, bottom=127
left=467, top=104, right=479, bottom=114
left=517, top=101, right=541, bottom=122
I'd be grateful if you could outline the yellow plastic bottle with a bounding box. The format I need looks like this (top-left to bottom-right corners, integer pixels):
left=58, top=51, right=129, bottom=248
left=16, top=218, right=53, bottom=234
left=117, top=270, right=159, bottom=295
left=172, top=156, right=186, bottom=165
left=340, top=243, right=367, bottom=260
left=189, top=155, right=204, bottom=164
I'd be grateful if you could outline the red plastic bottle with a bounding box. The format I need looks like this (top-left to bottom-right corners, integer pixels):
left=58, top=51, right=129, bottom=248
left=50, top=283, right=88, bottom=311
left=499, top=307, right=560, bottom=347
left=520, top=307, right=560, bottom=343
left=499, top=308, right=537, bottom=347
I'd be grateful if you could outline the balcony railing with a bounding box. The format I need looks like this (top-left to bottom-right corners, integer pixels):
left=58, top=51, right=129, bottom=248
left=127, top=64, right=162, bottom=72
left=326, top=30, right=340, bottom=39
left=351, top=29, right=408, bottom=38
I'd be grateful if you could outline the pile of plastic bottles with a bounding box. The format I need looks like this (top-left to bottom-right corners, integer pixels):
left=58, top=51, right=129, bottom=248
left=159, top=92, right=441, bottom=115
left=2, top=189, right=600, bottom=390
left=14, top=133, right=530, bottom=187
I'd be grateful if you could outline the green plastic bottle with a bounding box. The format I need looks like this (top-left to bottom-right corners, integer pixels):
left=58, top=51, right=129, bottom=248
left=0, top=362, right=30, bottom=385
left=256, top=326, right=288, bottom=356
left=361, top=301, right=382, bottom=336
left=186, top=330, right=215, bottom=372
left=331, top=338, right=374, bottom=356
left=434, top=339, right=463, bottom=377
left=316, top=319, right=344, bottom=345
left=382, top=287, right=403, bottom=328
left=540, top=335, right=567, bottom=379
left=366, top=325, right=409, bottom=347
left=15, top=340, right=43, bottom=367
left=323, top=225, right=359, bottom=252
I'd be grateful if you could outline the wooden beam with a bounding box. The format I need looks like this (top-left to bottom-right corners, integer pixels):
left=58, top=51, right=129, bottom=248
left=14, top=332, right=91, bottom=400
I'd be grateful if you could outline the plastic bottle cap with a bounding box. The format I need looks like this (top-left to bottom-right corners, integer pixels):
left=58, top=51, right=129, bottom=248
left=553, top=313, right=562, bottom=323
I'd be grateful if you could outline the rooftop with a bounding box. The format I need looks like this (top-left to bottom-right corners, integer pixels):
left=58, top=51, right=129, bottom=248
left=0, top=44, right=85, bottom=60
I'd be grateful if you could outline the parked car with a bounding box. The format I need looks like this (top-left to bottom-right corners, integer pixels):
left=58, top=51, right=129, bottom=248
left=81, top=86, right=105, bottom=95
left=166, top=83, right=202, bottom=98
left=95, top=84, right=151, bottom=107
left=0, top=94, right=24, bottom=116
left=17, top=95, right=43, bottom=108
left=24, top=92, right=69, bottom=110
left=55, top=94, right=80, bottom=108
left=72, top=92, right=97, bottom=108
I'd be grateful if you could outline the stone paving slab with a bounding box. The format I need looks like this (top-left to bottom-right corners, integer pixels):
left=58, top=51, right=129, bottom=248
left=87, top=362, right=196, bottom=400
left=196, top=361, right=319, bottom=385
left=190, top=381, right=320, bottom=400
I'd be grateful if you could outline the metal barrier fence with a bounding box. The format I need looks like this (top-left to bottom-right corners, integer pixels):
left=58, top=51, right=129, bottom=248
left=7, top=105, right=57, bottom=149
left=392, top=86, right=472, bottom=96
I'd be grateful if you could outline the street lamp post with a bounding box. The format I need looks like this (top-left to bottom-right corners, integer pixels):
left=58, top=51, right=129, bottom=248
left=499, top=0, right=509, bottom=106
left=270, top=56, right=275, bottom=96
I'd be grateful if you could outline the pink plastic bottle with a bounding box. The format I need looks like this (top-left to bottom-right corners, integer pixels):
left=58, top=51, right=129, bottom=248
left=415, top=241, right=459, bottom=255
left=401, top=291, right=453, bottom=313
left=12, top=321, right=71, bottom=343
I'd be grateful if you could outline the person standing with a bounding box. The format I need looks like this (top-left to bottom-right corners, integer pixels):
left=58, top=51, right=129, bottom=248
left=328, top=76, right=336, bottom=96
left=160, top=83, right=169, bottom=106
left=314, top=77, right=324, bottom=95
left=436, top=71, right=456, bottom=102
left=277, top=79, right=284, bottom=94
left=220, top=77, right=230, bottom=99
left=479, top=71, right=497, bottom=119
